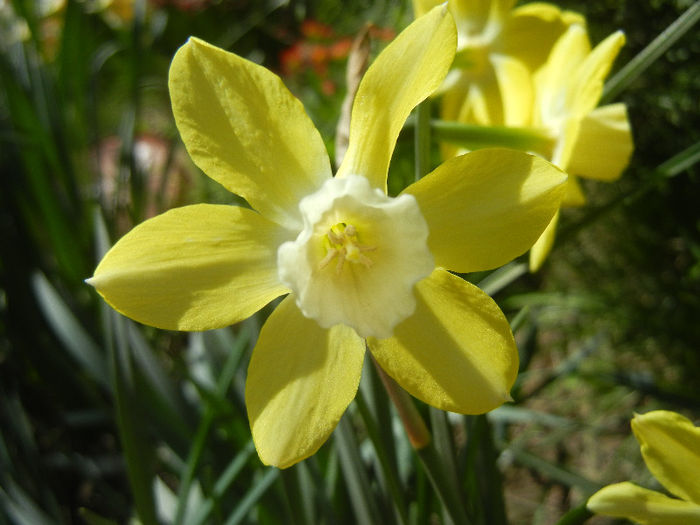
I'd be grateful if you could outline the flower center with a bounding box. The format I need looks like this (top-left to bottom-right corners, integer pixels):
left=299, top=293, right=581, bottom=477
left=277, top=174, right=434, bottom=338
left=318, top=223, right=376, bottom=274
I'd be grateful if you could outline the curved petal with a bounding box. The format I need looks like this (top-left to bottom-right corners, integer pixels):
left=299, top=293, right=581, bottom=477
left=169, top=37, right=331, bottom=229
left=368, top=269, right=518, bottom=414
left=404, top=148, right=567, bottom=273
left=246, top=296, right=365, bottom=468
left=570, top=30, right=625, bottom=117
left=528, top=210, right=559, bottom=272
left=88, top=205, right=290, bottom=330
left=632, top=411, right=700, bottom=504
left=568, top=103, right=633, bottom=181
left=337, top=5, right=457, bottom=191
left=491, top=53, right=533, bottom=127
left=588, top=482, right=700, bottom=525
left=502, top=3, right=584, bottom=71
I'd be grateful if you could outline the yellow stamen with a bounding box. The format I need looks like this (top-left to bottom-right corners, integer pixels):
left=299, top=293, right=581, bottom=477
left=318, top=222, right=376, bottom=274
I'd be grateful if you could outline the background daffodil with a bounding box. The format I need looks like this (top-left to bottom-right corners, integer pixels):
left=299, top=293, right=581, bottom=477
left=588, top=410, right=700, bottom=524
left=528, top=23, right=634, bottom=270
left=414, top=0, right=583, bottom=139
left=88, top=5, right=567, bottom=468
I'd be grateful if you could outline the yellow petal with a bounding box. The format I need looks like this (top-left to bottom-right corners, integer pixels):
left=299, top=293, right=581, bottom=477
left=529, top=209, right=559, bottom=272
left=490, top=53, right=533, bottom=127
left=88, top=205, right=290, bottom=330
left=588, top=482, right=700, bottom=525
left=503, top=3, right=585, bottom=71
left=337, top=5, right=457, bottom=191
left=369, top=269, right=518, bottom=414
left=404, top=148, right=566, bottom=273
left=562, top=175, right=586, bottom=207
left=169, top=37, right=331, bottom=229
left=568, top=103, right=634, bottom=181
left=246, top=296, right=365, bottom=468
left=412, top=0, right=441, bottom=18
left=449, top=0, right=515, bottom=44
left=632, top=411, right=700, bottom=505
left=570, top=30, right=625, bottom=117
left=534, top=23, right=590, bottom=127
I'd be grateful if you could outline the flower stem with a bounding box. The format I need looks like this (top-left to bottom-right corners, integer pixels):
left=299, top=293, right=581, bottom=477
left=414, top=98, right=432, bottom=181
left=371, top=356, right=472, bottom=525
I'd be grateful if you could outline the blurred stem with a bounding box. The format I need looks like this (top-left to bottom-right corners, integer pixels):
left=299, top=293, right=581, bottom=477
left=601, top=1, right=700, bottom=103
left=553, top=502, right=593, bottom=525
left=430, top=120, right=554, bottom=157
left=371, top=356, right=472, bottom=525
left=414, top=99, right=432, bottom=181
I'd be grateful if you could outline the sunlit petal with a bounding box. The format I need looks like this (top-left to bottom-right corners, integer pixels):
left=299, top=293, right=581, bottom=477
left=368, top=269, right=518, bottom=414
left=568, top=103, right=633, bottom=181
left=632, top=411, right=700, bottom=504
left=246, top=296, right=365, bottom=468
left=88, top=205, right=290, bottom=330
left=570, top=30, right=626, bottom=117
left=503, top=3, right=584, bottom=70
left=404, top=148, right=566, bottom=273
left=169, top=37, right=331, bottom=229
left=562, top=176, right=586, bottom=207
left=337, top=5, right=456, bottom=191
left=588, top=482, right=700, bottom=525
left=529, top=210, right=559, bottom=272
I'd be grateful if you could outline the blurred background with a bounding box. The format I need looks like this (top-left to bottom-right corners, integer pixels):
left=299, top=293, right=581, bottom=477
left=1, top=0, right=698, bottom=523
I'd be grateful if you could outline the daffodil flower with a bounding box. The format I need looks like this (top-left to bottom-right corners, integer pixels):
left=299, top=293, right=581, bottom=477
left=528, top=24, right=634, bottom=270
left=414, top=0, right=583, bottom=135
left=588, top=411, right=700, bottom=524
left=88, top=6, right=567, bottom=468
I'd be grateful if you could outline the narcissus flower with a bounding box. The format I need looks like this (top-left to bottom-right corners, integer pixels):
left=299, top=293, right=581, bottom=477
left=414, top=0, right=583, bottom=135
left=588, top=411, right=700, bottom=524
left=528, top=24, right=634, bottom=270
left=88, top=6, right=567, bottom=468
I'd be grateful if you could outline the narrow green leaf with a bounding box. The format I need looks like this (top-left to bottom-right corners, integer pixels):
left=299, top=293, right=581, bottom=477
left=32, top=272, right=109, bottom=389
left=334, top=415, right=385, bottom=525
left=223, top=468, right=279, bottom=525
left=601, top=1, right=700, bottom=103
left=507, top=448, right=601, bottom=494
left=477, top=262, right=528, bottom=297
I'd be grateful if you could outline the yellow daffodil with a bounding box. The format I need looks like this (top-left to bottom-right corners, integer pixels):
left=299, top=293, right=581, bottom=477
left=88, top=6, right=567, bottom=468
left=414, top=0, right=583, bottom=133
left=528, top=24, right=634, bottom=270
left=588, top=411, right=700, bottom=524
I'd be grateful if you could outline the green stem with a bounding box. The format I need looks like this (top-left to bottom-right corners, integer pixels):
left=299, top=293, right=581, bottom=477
left=601, top=1, right=700, bottom=104
left=371, top=358, right=471, bottom=525
left=430, top=120, right=554, bottom=157
left=414, top=99, right=432, bottom=181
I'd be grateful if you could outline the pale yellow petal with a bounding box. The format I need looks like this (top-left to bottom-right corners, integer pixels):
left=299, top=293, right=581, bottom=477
left=246, top=296, right=365, bottom=468
left=368, top=269, right=518, bottom=414
left=502, top=3, right=585, bottom=71
left=570, top=30, right=625, bottom=117
left=529, top=209, right=559, bottom=272
left=88, top=205, right=290, bottom=330
left=568, top=103, right=634, bottom=181
left=169, top=37, right=331, bottom=229
left=588, top=482, right=700, bottom=525
left=412, top=0, right=441, bottom=18
left=337, top=5, right=457, bottom=191
left=534, top=23, right=590, bottom=128
left=632, top=411, right=700, bottom=505
left=404, top=148, right=567, bottom=273
left=490, top=53, right=533, bottom=127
